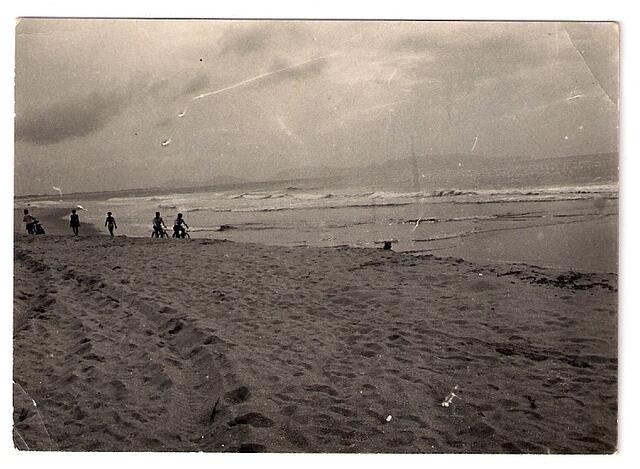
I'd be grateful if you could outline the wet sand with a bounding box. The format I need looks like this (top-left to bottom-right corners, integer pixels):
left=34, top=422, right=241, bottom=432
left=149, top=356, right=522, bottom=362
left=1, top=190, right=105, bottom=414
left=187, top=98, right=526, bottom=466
left=13, top=224, right=617, bottom=453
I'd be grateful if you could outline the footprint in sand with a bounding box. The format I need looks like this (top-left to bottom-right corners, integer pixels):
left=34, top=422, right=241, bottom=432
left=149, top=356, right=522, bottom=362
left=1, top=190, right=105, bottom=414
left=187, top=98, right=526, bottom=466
left=224, top=386, right=251, bottom=405
left=328, top=405, right=356, bottom=417
left=457, top=422, right=496, bottom=439
left=283, top=422, right=310, bottom=448
left=165, top=318, right=184, bottom=335
left=305, top=384, right=339, bottom=396
left=227, top=412, right=274, bottom=428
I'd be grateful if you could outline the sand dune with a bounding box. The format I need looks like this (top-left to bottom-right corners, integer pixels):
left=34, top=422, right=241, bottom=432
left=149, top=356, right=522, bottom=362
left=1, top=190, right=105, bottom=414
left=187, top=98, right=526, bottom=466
left=13, top=234, right=617, bottom=453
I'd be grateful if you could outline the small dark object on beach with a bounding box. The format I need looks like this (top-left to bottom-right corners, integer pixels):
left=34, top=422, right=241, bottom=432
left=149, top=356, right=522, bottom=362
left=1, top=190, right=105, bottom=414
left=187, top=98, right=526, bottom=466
left=33, top=221, right=46, bottom=235
left=225, top=385, right=251, bottom=405
left=212, top=290, right=225, bottom=301
left=383, top=241, right=393, bottom=250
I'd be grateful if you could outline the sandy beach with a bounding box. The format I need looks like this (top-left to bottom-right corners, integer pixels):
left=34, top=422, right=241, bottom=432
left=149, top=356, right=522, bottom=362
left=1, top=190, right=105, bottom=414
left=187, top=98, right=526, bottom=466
left=13, top=210, right=617, bottom=453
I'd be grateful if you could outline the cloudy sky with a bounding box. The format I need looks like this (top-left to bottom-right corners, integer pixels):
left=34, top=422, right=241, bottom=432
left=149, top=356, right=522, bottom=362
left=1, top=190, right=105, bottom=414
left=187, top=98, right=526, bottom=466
left=14, top=19, right=618, bottom=195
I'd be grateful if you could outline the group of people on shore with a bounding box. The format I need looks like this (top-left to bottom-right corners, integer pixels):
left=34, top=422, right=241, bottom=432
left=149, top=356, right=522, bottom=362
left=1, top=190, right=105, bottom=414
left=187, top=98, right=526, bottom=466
left=22, top=208, right=189, bottom=238
left=152, top=211, right=189, bottom=238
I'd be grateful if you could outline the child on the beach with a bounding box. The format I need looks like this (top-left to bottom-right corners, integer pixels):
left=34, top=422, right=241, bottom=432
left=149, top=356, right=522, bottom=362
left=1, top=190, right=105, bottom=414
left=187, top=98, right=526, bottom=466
left=23, top=209, right=37, bottom=234
left=105, top=211, right=117, bottom=237
left=70, top=209, right=80, bottom=236
left=173, top=213, right=189, bottom=238
left=152, top=212, right=167, bottom=238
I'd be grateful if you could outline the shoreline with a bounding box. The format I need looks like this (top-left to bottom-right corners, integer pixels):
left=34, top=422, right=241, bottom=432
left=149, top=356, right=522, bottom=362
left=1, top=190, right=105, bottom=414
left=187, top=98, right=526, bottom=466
left=14, top=204, right=618, bottom=276
left=14, top=194, right=618, bottom=274
left=12, top=233, right=619, bottom=279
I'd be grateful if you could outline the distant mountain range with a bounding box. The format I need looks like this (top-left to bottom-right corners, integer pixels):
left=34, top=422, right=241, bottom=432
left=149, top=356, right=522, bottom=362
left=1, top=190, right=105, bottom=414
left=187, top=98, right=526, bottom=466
left=269, top=152, right=618, bottom=191
left=160, top=174, right=246, bottom=190
left=270, top=153, right=487, bottom=181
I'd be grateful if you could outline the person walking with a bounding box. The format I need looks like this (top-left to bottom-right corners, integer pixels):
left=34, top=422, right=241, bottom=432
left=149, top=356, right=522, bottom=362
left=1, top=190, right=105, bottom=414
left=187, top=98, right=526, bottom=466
left=70, top=209, right=80, bottom=236
left=104, top=211, right=117, bottom=237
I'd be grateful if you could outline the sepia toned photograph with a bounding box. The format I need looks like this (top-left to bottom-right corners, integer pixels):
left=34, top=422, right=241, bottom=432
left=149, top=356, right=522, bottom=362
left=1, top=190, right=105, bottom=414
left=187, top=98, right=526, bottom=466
left=13, top=18, right=618, bottom=453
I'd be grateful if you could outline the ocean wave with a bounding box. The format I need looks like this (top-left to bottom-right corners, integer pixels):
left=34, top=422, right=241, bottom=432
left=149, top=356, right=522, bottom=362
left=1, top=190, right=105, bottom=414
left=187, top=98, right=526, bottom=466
left=322, top=221, right=370, bottom=229
left=394, top=215, right=499, bottom=225
left=352, top=191, right=375, bottom=197
left=20, top=200, right=64, bottom=208
left=107, top=194, right=184, bottom=203
left=475, top=183, right=618, bottom=198
left=231, top=200, right=415, bottom=212
left=190, top=223, right=282, bottom=232
left=394, top=212, right=546, bottom=225
left=101, top=182, right=619, bottom=217
left=176, top=186, right=611, bottom=215
left=430, top=189, right=476, bottom=197
left=228, top=192, right=278, bottom=200
left=184, top=206, right=233, bottom=213
left=453, top=193, right=618, bottom=205
left=292, top=193, right=334, bottom=200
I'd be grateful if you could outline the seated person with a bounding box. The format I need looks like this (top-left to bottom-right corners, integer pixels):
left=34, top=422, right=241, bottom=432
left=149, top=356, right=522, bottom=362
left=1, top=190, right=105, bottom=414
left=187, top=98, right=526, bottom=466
left=23, top=209, right=37, bottom=234
left=152, top=212, right=167, bottom=237
left=173, top=213, right=189, bottom=238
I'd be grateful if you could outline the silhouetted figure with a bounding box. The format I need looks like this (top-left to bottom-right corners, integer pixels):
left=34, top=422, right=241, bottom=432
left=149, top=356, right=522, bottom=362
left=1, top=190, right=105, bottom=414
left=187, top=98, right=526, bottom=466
left=70, top=209, right=80, bottom=236
left=23, top=209, right=36, bottom=234
left=105, top=211, right=117, bottom=237
left=152, top=211, right=167, bottom=238
left=173, top=213, right=189, bottom=238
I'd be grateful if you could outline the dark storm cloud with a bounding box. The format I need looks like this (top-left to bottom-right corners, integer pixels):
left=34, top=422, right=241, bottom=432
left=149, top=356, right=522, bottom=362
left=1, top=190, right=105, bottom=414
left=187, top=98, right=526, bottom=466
left=16, top=79, right=160, bottom=145
left=16, top=90, right=127, bottom=145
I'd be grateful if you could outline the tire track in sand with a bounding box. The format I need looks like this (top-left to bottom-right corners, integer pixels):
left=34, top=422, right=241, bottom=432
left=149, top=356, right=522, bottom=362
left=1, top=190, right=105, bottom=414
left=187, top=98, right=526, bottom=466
left=14, top=244, right=258, bottom=451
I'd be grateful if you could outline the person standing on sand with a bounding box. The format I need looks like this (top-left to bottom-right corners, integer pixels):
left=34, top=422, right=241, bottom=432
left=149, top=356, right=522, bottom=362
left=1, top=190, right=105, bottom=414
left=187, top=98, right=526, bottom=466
left=22, top=209, right=37, bottom=234
left=69, top=209, right=80, bottom=236
left=104, top=211, right=117, bottom=237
